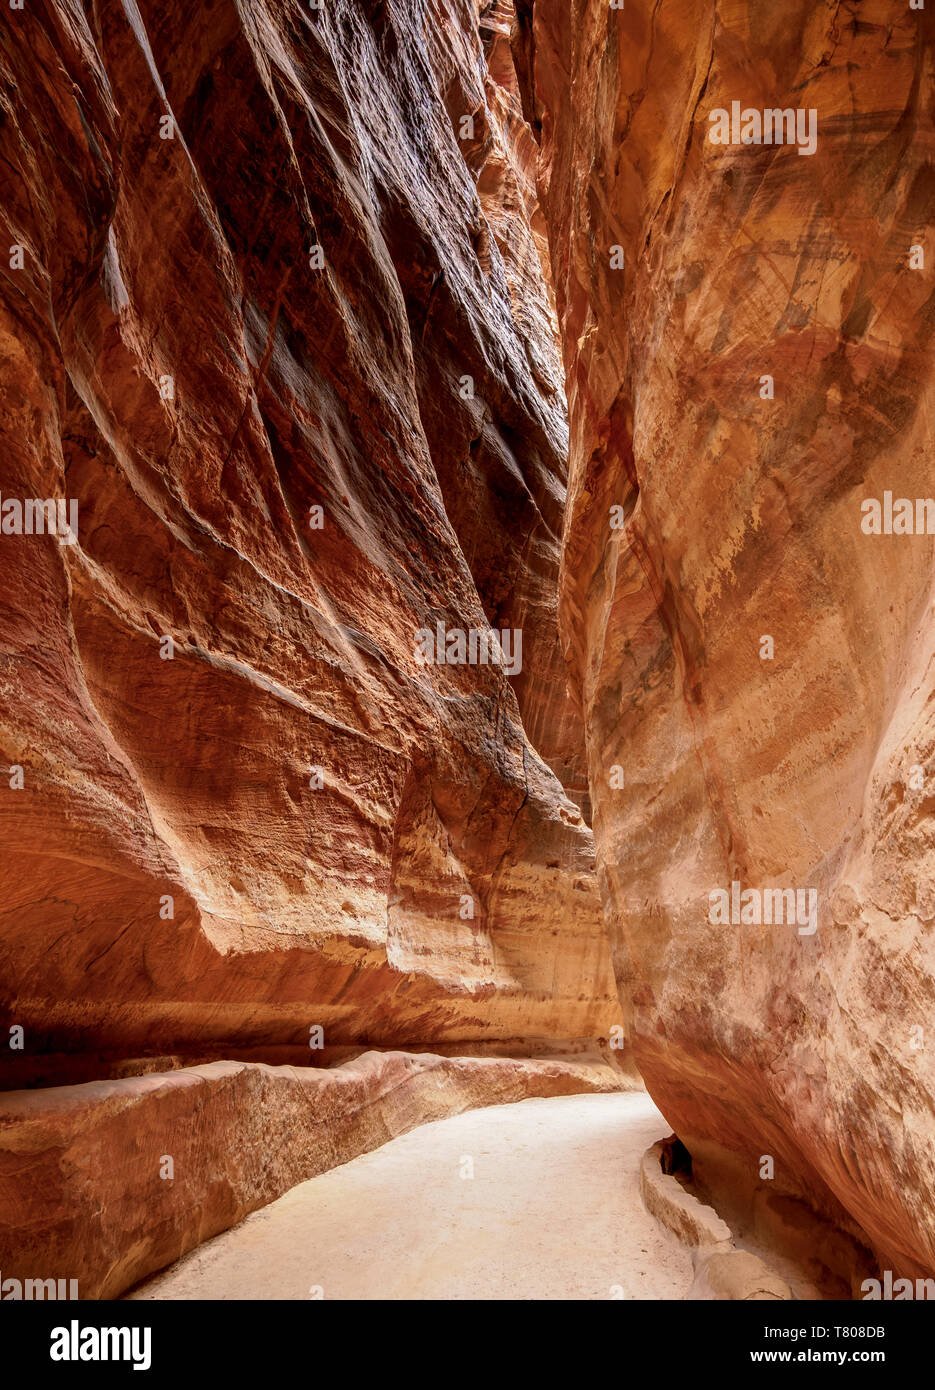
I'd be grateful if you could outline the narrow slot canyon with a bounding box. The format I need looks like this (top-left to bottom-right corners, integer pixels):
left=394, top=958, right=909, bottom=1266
left=0, top=0, right=933, bottom=1338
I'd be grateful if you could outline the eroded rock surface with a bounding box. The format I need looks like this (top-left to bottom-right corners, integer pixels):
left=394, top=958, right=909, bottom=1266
left=525, top=0, right=935, bottom=1277
left=0, top=0, right=616, bottom=1068
left=0, top=1051, right=627, bottom=1299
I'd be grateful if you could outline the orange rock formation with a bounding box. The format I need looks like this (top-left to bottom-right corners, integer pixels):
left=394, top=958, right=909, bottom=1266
left=523, top=0, right=935, bottom=1281
left=0, top=0, right=616, bottom=1074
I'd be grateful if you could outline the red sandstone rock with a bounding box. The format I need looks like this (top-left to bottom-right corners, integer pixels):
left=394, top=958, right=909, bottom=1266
left=526, top=0, right=935, bottom=1280
left=0, top=1050, right=628, bottom=1299
left=0, top=0, right=617, bottom=1068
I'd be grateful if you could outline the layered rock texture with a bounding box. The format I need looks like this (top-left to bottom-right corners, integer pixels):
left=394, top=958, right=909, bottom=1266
left=523, top=0, right=935, bottom=1279
left=3, top=0, right=932, bottom=1304
left=0, top=0, right=617, bottom=1076
left=0, top=1050, right=625, bottom=1299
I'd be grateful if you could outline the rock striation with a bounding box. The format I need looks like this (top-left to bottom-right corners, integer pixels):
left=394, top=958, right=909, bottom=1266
left=9, top=0, right=932, bottom=1303
left=524, top=0, right=935, bottom=1279
left=0, top=0, right=617, bottom=1071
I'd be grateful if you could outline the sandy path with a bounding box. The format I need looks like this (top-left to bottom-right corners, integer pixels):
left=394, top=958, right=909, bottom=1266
left=129, top=1091, right=693, bottom=1300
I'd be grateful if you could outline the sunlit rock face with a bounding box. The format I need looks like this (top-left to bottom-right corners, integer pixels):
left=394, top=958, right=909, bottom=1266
left=524, top=0, right=935, bottom=1276
left=0, top=0, right=617, bottom=1068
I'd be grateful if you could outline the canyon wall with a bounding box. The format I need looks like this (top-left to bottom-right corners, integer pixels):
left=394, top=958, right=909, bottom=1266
left=524, top=0, right=935, bottom=1277
left=0, top=0, right=618, bottom=1077
left=7, top=0, right=932, bottom=1303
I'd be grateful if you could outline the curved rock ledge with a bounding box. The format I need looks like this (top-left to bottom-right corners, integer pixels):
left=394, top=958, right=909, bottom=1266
left=0, top=1050, right=627, bottom=1300
left=640, top=1140, right=791, bottom=1301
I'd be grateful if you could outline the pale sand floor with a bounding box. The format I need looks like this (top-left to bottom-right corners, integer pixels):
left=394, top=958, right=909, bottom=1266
left=129, top=1090, right=693, bottom=1300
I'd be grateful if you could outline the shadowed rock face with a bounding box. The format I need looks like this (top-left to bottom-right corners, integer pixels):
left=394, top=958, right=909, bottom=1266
left=0, top=0, right=617, bottom=1067
left=525, top=0, right=935, bottom=1275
